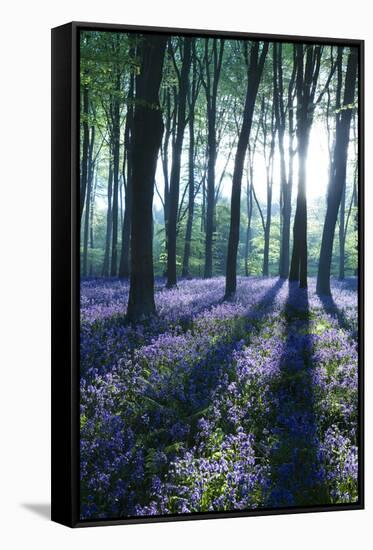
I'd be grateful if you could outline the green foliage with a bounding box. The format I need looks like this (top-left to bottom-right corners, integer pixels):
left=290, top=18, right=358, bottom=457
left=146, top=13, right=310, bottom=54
left=79, top=32, right=358, bottom=281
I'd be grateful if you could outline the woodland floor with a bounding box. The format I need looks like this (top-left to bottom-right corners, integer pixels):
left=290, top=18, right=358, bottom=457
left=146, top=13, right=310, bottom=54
left=80, top=276, right=359, bottom=519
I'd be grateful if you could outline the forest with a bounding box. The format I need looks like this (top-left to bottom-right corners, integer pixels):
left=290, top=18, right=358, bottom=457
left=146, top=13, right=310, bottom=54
left=79, top=30, right=359, bottom=520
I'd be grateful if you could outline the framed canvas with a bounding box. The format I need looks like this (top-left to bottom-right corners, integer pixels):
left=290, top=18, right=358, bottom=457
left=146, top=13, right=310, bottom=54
left=51, top=21, right=364, bottom=527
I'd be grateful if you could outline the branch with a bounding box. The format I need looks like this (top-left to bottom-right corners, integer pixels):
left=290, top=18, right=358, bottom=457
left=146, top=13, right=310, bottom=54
left=252, top=182, right=266, bottom=233
left=314, top=54, right=338, bottom=106
left=169, top=39, right=181, bottom=82
left=154, top=180, right=165, bottom=209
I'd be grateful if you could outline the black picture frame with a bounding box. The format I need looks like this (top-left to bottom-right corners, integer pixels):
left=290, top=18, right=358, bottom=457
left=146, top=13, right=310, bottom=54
left=51, top=21, right=365, bottom=528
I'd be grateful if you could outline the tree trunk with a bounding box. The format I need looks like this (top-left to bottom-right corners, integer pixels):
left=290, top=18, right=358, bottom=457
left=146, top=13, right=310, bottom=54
left=161, top=86, right=172, bottom=264
left=281, top=117, right=295, bottom=279
left=204, top=118, right=216, bottom=278
left=339, top=179, right=346, bottom=280
left=225, top=42, right=268, bottom=299
left=166, top=38, right=192, bottom=288
left=317, top=48, right=357, bottom=295
left=262, top=181, right=273, bottom=276
left=261, top=96, right=276, bottom=277
left=127, top=35, right=167, bottom=321
left=119, top=69, right=135, bottom=278
left=80, top=85, right=89, bottom=221
left=110, top=68, right=121, bottom=277
left=244, top=178, right=253, bottom=277
left=244, top=108, right=261, bottom=277
left=289, top=44, right=322, bottom=288
left=275, top=43, right=296, bottom=278
left=82, top=124, right=95, bottom=277
left=289, top=135, right=309, bottom=287
left=102, top=161, right=113, bottom=277
left=182, top=107, right=195, bottom=278
left=89, top=169, right=97, bottom=276
left=182, top=42, right=198, bottom=278
left=203, top=39, right=224, bottom=279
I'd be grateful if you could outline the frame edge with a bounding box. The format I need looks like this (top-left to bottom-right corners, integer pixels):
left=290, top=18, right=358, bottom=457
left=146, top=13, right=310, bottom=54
left=51, top=22, right=76, bottom=528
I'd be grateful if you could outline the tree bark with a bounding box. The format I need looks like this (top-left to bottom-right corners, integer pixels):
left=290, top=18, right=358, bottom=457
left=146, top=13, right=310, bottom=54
left=203, top=39, right=224, bottom=279
left=182, top=42, right=199, bottom=278
left=262, top=97, right=276, bottom=277
left=89, top=165, right=98, bottom=276
left=262, top=181, right=273, bottom=276
left=225, top=42, right=268, bottom=299
left=102, top=161, right=113, bottom=277
left=119, top=68, right=135, bottom=278
left=289, top=45, right=322, bottom=288
left=244, top=102, right=262, bottom=277
left=181, top=114, right=195, bottom=279
left=82, top=124, right=95, bottom=277
left=339, top=180, right=346, bottom=279
left=126, top=35, right=167, bottom=321
left=317, top=47, right=357, bottom=295
left=289, top=130, right=309, bottom=287
left=160, top=85, right=172, bottom=264
left=166, top=38, right=192, bottom=288
left=244, top=171, right=253, bottom=277
left=274, top=43, right=296, bottom=278
left=80, top=84, right=89, bottom=221
left=110, top=65, right=121, bottom=277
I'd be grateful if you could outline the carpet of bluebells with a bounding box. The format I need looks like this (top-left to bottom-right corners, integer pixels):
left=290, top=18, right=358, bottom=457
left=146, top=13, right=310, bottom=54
left=80, top=276, right=359, bottom=519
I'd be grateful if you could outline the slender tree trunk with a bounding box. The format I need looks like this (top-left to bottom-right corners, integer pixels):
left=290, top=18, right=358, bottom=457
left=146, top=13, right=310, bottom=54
left=203, top=40, right=224, bottom=279
left=102, top=160, right=113, bottom=277
left=161, top=87, right=172, bottom=264
left=119, top=70, right=135, bottom=278
left=262, top=99, right=275, bottom=277
left=225, top=42, right=268, bottom=299
left=339, top=179, right=346, bottom=279
left=262, top=179, right=273, bottom=276
left=182, top=108, right=195, bottom=277
left=317, top=48, right=357, bottom=295
left=119, top=178, right=124, bottom=229
left=127, top=35, right=167, bottom=321
left=275, top=44, right=296, bottom=278
left=281, top=137, right=295, bottom=277
left=166, top=38, right=192, bottom=288
left=80, top=85, right=89, bottom=221
left=82, top=124, right=95, bottom=277
left=118, top=178, right=132, bottom=278
left=110, top=69, right=121, bottom=277
left=182, top=41, right=198, bottom=278
left=244, top=107, right=261, bottom=277
left=204, top=117, right=216, bottom=278
left=244, top=177, right=253, bottom=277
left=89, top=169, right=97, bottom=276
left=201, top=174, right=206, bottom=232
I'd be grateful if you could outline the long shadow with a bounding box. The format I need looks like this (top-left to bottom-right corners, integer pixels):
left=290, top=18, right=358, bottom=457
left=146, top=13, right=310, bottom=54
left=267, top=282, right=328, bottom=508
left=188, top=278, right=287, bottom=414
left=81, top=277, right=288, bottom=518
left=318, top=293, right=353, bottom=334
left=124, top=278, right=288, bottom=468
left=80, top=279, right=228, bottom=381
left=248, top=277, right=286, bottom=319
left=144, top=278, right=287, bottom=429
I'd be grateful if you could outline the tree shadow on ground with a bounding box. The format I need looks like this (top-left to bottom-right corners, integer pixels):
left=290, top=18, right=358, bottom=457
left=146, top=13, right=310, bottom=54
left=144, top=278, right=287, bottom=437
left=266, top=282, right=328, bottom=508
left=81, top=278, right=289, bottom=517
left=250, top=277, right=286, bottom=317
left=319, top=293, right=352, bottom=333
